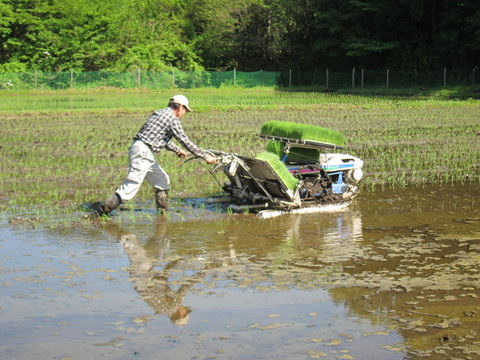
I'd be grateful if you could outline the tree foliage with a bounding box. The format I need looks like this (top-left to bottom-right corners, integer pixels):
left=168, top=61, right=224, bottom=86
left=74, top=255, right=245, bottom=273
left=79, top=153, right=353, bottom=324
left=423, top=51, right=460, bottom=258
left=0, top=0, right=478, bottom=72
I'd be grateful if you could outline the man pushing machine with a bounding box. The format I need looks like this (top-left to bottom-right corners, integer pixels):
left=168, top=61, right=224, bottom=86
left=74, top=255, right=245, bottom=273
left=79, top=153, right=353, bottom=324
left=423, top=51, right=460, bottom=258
left=94, top=94, right=217, bottom=216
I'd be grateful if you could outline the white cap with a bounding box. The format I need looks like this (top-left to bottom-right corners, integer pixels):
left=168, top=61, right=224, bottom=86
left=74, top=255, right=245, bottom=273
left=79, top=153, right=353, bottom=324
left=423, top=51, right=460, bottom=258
left=170, top=94, right=192, bottom=112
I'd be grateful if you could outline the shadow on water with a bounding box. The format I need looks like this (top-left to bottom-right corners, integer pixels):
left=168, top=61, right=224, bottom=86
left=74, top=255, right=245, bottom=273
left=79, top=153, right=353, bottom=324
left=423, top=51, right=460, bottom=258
left=1, top=183, right=479, bottom=359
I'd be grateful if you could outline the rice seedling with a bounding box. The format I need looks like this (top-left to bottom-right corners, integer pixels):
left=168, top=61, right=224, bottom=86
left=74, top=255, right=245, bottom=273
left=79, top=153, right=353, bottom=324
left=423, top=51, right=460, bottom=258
left=255, top=152, right=299, bottom=190
left=260, top=120, right=345, bottom=145
left=260, top=120, right=345, bottom=161
left=1, top=87, right=478, bottom=225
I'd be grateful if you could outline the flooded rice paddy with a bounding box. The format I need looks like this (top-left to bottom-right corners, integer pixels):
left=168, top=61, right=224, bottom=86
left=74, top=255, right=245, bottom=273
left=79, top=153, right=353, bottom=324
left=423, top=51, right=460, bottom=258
left=1, top=183, right=479, bottom=360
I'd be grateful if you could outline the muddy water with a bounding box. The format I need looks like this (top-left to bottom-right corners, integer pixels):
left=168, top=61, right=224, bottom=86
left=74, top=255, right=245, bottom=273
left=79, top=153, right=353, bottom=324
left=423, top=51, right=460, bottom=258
left=1, top=184, right=479, bottom=360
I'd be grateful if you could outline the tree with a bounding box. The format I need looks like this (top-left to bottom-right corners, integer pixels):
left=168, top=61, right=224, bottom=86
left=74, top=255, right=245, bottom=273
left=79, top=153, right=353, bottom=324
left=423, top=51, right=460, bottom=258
left=0, top=0, right=478, bottom=73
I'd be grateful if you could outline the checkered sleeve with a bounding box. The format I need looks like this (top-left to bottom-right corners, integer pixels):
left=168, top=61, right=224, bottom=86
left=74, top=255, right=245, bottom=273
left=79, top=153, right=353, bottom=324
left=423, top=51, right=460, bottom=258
left=165, top=140, right=180, bottom=153
left=170, top=118, right=207, bottom=159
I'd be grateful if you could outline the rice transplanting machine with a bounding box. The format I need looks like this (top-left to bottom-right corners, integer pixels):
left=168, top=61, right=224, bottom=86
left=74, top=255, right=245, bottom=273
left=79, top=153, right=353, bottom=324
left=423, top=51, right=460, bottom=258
left=207, top=121, right=364, bottom=216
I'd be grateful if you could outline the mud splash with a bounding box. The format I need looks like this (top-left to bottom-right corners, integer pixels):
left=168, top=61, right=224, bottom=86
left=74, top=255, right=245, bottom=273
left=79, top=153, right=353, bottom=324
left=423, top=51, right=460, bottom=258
left=1, top=183, right=479, bottom=359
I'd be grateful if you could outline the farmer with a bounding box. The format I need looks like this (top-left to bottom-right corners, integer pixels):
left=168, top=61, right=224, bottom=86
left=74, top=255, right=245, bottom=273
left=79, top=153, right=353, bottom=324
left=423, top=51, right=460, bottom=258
left=99, top=94, right=216, bottom=215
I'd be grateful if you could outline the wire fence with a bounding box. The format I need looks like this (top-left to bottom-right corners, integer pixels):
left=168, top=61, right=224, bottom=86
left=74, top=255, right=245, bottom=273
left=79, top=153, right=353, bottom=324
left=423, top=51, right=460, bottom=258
left=0, top=68, right=478, bottom=90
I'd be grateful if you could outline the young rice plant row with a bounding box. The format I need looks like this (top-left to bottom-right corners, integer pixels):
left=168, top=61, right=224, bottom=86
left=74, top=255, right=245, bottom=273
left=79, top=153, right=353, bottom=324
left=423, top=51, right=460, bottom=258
left=0, top=89, right=478, bottom=219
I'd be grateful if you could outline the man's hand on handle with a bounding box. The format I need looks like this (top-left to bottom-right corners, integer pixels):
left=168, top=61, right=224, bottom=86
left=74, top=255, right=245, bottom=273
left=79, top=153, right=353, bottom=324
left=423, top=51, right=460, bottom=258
left=176, top=149, right=189, bottom=158
left=205, top=154, right=217, bottom=164
left=177, top=149, right=216, bottom=164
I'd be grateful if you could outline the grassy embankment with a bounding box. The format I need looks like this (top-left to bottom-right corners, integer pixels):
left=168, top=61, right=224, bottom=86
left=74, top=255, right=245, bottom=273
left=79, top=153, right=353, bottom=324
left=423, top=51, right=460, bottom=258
left=1, top=87, right=478, bottom=219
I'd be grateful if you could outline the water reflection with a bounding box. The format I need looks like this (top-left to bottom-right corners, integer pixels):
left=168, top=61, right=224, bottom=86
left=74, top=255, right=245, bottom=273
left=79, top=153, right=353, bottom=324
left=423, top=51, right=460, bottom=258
left=105, top=220, right=194, bottom=326
left=105, top=210, right=366, bottom=323
left=100, top=184, right=479, bottom=358
left=333, top=185, right=480, bottom=358
left=3, top=184, right=478, bottom=359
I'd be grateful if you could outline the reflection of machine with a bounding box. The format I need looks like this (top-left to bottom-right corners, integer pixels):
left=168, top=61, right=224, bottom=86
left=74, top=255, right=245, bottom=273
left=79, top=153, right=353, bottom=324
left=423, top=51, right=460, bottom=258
left=208, top=125, right=364, bottom=215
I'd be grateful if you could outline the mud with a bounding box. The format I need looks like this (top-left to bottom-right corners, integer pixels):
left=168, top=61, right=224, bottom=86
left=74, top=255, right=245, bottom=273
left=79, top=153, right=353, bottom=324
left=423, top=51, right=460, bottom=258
left=1, top=183, right=479, bottom=359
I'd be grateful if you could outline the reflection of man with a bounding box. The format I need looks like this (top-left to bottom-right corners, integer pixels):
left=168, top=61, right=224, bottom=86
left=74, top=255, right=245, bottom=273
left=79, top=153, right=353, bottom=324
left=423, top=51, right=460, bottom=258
left=104, top=220, right=204, bottom=326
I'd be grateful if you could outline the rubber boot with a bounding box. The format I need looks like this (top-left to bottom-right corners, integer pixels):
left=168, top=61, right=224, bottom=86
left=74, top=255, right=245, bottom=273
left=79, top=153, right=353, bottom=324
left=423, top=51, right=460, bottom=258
left=155, top=189, right=168, bottom=214
left=103, top=193, right=122, bottom=215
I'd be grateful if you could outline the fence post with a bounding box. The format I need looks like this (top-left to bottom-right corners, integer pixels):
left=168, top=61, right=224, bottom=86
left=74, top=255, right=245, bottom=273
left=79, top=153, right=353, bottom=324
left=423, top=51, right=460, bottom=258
left=352, top=68, right=355, bottom=88
left=137, top=69, right=141, bottom=87
left=289, top=69, right=292, bottom=87
left=386, top=69, right=389, bottom=88
left=34, top=70, right=37, bottom=90
left=172, top=69, right=175, bottom=87
left=443, top=67, right=446, bottom=87
left=70, top=69, right=74, bottom=89
left=361, top=69, right=364, bottom=88
left=326, top=69, right=329, bottom=89
left=234, top=68, right=236, bottom=86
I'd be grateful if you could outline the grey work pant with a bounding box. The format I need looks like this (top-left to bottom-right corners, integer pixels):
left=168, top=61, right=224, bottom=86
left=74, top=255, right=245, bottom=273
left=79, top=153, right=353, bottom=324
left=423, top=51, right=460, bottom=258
left=115, top=140, right=170, bottom=202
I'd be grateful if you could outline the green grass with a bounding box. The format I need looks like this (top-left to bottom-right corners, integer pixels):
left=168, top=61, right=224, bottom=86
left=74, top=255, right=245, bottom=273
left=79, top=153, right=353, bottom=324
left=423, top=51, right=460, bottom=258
left=1, top=86, right=479, bottom=114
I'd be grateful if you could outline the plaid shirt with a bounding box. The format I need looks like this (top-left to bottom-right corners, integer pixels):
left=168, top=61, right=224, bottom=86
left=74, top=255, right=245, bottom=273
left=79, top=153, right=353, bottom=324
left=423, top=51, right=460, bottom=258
left=133, top=107, right=207, bottom=159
